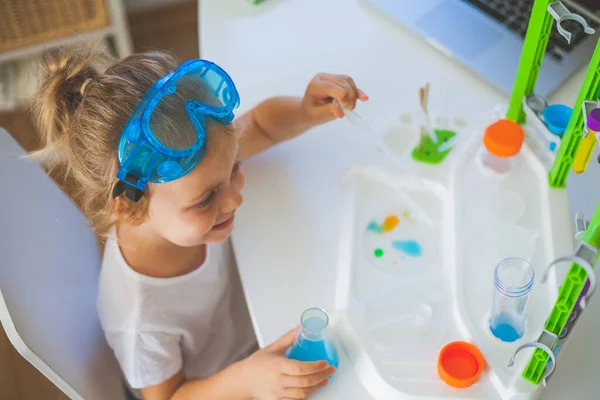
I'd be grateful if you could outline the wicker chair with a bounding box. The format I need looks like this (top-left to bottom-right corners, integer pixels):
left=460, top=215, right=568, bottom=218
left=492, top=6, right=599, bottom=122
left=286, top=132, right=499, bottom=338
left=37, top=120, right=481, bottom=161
left=0, top=0, right=132, bottom=62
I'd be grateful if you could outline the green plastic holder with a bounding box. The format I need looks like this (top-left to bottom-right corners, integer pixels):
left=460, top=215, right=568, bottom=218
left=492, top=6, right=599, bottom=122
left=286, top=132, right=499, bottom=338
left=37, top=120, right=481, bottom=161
left=548, top=39, right=600, bottom=188
left=505, top=0, right=600, bottom=188
left=521, top=202, right=600, bottom=384
left=411, top=129, right=456, bottom=164
left=506, top=0, right=554, bottom=125
left=502, top=0, right=600, bottom=384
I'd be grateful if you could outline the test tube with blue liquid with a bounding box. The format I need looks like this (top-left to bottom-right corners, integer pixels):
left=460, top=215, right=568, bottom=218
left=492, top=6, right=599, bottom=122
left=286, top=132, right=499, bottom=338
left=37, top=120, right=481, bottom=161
left=287, top=308, right=339, bottom=370
left=489, top=258, right=534, bottom=342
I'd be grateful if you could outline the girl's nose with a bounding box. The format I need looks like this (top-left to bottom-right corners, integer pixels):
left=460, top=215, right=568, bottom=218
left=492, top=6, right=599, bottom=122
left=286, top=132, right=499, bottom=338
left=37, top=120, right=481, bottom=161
left=221, top=185, right=243, bottom=214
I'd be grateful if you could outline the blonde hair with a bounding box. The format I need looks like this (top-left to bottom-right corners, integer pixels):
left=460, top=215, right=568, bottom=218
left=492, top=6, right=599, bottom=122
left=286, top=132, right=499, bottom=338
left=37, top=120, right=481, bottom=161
left=32, top=48, right=230, bottom=236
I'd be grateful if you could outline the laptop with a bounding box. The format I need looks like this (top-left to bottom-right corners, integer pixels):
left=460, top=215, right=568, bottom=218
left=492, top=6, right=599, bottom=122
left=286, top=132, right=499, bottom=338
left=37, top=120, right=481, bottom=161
left=364, top=0, right=600, bottom=96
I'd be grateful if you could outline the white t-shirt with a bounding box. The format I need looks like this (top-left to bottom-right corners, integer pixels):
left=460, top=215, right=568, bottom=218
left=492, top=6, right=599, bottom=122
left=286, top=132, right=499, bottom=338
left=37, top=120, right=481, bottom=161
left=97, top=232, right=257, bottom=392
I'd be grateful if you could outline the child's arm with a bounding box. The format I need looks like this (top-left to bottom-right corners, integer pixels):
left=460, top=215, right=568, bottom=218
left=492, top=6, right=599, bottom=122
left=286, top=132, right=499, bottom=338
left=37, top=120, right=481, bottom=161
left=140, top=327, right=335, bottom=400
left=238, top=74, right=368, bottom=160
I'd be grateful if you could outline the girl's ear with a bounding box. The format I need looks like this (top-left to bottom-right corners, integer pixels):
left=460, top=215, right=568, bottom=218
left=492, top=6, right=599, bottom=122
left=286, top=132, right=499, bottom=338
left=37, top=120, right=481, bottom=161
left=113, top=196, right=129, bottom=218
left=112, top=196, right=145, bottom=227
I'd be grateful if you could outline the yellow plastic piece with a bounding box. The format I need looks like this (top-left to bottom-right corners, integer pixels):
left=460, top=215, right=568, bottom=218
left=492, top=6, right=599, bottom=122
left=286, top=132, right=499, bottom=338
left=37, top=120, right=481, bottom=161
left=573, top=131, right=597, bottom=173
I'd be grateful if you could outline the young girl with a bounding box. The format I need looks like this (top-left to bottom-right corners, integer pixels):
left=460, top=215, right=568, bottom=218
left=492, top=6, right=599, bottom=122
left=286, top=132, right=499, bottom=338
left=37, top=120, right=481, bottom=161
left=34, top=48, right=367, bottom=400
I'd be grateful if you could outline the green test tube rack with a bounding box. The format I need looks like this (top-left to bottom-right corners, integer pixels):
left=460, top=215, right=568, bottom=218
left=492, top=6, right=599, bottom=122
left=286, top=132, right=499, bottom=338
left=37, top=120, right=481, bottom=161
left=520, top=203, right=600, bottom=384
left=548, top=40, right=600, bottom=188
left=506, top=0, right=555, bottom=125
left=504, top=0, right=600, bottom=385
left=506, top=0, right=600, bottom=188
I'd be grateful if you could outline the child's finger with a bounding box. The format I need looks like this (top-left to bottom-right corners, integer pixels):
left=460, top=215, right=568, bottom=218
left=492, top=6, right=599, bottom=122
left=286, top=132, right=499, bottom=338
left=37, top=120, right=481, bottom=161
left=331, top=99, right=344, bottom=118
left=321, top=75, right=357, bottom=109
left=281, top=366, right=335, bottom=388
left=341, top=75, right=361, bottom=103
left=332, top=74, right=369, bottom=102
left=282, top=379, right=329, bottom=399
left=266, top=326, right=300, bottom=354
left=358, top=89, right=369, bottom=101
left=313, top=77, right=349, bottom=104
left=310, top=99, right=343, bottom=122
left=280, top=359, right=330, bottom=375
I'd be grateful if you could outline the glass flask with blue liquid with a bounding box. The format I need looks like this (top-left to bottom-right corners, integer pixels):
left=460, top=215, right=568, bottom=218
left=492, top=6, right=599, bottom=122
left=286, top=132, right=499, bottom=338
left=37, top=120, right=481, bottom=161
left=489, top=257, right=534, bottom=342
left=286, top=308, right=339, bottom=369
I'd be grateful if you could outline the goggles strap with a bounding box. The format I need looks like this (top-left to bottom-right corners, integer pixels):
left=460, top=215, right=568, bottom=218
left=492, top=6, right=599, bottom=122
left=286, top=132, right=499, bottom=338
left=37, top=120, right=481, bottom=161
left=112, top=174, right=145, bottom=203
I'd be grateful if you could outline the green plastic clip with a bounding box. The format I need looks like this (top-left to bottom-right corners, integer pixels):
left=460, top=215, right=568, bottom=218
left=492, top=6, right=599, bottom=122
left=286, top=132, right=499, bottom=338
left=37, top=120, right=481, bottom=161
left=520, top=202, right=600, bottom=384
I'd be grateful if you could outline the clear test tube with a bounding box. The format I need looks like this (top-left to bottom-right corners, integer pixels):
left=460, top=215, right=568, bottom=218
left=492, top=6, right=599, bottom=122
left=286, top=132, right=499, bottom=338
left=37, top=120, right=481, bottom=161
left=489, top=258, right=534, bottom=342
left=573, top=108, right=600, bottom=173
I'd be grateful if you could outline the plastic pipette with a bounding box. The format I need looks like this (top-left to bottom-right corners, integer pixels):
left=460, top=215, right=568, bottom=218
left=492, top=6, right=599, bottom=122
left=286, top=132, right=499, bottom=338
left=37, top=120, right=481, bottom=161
left=342, top=108, right=422, bottom=181
left=342, top=109, right=434, bottom=225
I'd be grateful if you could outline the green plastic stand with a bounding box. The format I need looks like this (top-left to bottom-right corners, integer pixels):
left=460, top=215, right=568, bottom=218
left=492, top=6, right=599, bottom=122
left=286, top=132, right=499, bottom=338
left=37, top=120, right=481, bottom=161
left=506, top=0, right=554, bottom=124
left=548, top=39, right=600, bottom=188
left=502, top=0, right=600, bottom=385
left=521, top=202, right=600, bottom=384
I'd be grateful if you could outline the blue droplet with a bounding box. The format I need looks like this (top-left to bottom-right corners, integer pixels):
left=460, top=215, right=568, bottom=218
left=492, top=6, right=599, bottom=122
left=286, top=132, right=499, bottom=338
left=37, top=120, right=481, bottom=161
left=392, top=240, right=422, bottom=257
left=367, top=221, right=383, bottom=233
left=549, top=142, right=557, bottom=152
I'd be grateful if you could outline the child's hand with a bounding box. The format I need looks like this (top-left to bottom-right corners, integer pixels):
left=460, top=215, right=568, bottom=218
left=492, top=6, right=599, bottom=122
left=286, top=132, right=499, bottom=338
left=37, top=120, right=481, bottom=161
left=301, top=73, right=369, bottom=125
left=241, top=327, right=336, bottom=400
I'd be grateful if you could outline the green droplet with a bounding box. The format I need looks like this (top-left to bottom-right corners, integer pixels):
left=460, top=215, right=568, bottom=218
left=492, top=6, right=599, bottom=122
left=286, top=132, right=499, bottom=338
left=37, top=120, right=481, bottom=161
left=374, top=248, right=384, bottom=257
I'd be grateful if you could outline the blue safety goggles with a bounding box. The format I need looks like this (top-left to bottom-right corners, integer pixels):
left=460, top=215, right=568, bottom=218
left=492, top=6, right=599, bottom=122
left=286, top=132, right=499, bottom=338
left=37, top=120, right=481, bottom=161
left=113, top=59, right=240, bottom=202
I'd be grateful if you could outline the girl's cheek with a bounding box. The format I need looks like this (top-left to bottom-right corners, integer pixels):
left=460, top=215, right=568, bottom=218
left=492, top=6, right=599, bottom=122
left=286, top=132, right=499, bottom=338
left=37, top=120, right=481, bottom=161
left=190, top=212, right=216, bottom=234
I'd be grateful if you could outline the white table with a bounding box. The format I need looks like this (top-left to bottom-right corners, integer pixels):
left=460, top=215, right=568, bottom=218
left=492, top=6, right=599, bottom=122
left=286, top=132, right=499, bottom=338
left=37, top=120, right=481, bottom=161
left=199, top=1, right=600, bottom=398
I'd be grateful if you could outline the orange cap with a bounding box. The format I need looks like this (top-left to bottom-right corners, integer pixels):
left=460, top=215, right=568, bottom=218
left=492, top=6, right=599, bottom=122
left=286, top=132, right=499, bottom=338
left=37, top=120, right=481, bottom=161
left=437, top=341, right=485, bottom=388
left=483, top=119, right=524, bottom=157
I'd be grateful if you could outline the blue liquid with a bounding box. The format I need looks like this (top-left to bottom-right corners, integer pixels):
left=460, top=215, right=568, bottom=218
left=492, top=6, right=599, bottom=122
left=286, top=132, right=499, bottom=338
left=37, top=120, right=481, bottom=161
left=392, top=240, right=422, bottom=257
left=287, top=317, right=339, bottom=368
left=490, top=313, right=523, bottom=342
left=287, top=337, right=339, bottom=368
left=367, top=221, right=383, bottom=233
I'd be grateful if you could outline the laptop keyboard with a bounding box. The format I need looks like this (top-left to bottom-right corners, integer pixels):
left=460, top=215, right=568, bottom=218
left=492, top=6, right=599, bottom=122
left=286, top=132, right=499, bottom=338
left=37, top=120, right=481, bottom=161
left=464, top=0, right=599, bottom=61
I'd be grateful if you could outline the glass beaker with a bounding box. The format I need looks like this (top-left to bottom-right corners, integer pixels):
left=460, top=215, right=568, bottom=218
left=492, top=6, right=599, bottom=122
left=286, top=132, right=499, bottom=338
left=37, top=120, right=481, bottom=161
left=489, top=257, right=534, bottom=342
left=286, top=308, right=339, bottom=368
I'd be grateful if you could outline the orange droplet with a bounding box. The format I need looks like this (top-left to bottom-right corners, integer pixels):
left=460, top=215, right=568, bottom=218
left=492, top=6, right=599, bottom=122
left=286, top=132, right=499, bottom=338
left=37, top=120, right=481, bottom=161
left=382, top=215, right=399, bottom=232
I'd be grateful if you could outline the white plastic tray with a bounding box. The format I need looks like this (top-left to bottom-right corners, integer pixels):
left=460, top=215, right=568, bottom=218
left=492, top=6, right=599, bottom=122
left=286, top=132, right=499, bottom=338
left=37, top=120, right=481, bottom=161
left=331, top=113, right=574, bottom=399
